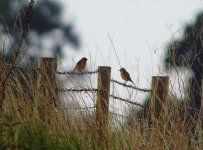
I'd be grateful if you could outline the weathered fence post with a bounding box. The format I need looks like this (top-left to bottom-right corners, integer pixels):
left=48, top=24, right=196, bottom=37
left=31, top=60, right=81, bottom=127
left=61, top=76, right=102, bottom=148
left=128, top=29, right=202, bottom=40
left=96, top=66, right=111, bottom=148
left=150, top=76, right=169, bottom=121
left=37, top=57, right=57, bottom=121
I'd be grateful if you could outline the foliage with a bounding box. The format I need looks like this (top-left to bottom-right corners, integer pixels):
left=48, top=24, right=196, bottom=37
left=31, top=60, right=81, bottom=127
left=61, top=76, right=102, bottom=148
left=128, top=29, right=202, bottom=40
left=164, top=12, right=203, bottom=114
left=0, top=0, right=80, bottom=61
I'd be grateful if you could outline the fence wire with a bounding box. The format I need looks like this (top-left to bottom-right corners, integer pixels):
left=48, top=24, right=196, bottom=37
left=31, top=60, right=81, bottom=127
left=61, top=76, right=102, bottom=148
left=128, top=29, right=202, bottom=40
left=58, top=88, right=97, bottom=92
left=59, top=105, right=96, bottom=110
left=4, top=64, right=146, bottom=108
left=57, top=70, right=98, bottom=75
left=4, top=65, right=99, bottom=75
left=111, top=79, right=151, bottom=92
left=110, top=94, right=143, bottom=108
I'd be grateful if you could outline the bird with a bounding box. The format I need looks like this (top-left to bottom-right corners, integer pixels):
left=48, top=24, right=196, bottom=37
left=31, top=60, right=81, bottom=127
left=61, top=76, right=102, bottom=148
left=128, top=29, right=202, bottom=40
left=119, top=68, right=134, bottom=84
left=73, top=57, right=88, bottom=72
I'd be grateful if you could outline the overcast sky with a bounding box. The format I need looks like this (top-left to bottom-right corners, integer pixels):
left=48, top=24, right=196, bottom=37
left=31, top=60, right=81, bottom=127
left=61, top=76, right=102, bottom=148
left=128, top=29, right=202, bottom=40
left=61, top=0, right=202, bottom=74
left=58, top=0, right=203, bottom=112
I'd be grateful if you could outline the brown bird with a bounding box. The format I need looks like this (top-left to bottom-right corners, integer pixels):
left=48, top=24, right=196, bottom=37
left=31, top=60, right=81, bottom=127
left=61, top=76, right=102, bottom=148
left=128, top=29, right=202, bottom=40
left=119, top=68, right=134, bottom=84
left=73, top=57, right=88, bottom=71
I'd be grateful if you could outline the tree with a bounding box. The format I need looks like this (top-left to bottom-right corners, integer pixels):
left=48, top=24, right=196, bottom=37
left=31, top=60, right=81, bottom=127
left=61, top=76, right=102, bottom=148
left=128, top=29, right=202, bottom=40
left=0, top=0, right=80, bottom=63
left=164, top=12, right=203, bottom=117
left=0, top=0, right=81, bottom=108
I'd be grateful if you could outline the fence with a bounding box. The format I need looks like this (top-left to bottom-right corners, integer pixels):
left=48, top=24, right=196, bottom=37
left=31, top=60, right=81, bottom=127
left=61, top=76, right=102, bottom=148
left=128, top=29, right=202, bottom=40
left=1, top=57, right=170, bottom=147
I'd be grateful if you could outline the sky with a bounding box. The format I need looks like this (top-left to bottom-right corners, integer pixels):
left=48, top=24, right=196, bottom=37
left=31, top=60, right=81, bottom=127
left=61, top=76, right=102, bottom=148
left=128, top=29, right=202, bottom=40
left=58, top=0, right=203, bottom=113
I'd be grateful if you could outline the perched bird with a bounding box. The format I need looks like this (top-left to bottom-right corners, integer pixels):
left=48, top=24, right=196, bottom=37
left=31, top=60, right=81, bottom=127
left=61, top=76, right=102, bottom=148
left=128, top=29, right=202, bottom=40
left=119, top=68, right=134, bottom=84
left=73, top=57, right=88, bottom=72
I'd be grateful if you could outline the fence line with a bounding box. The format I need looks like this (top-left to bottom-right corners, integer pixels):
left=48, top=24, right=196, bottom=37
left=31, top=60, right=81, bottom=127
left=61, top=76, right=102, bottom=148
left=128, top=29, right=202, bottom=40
left=3, top=61, right=167, bottom=116
left=57, top=70, right=98, bottom=75
left=110, top=94, right=143, bottom=108
left=59, top=105, right=96, bottom=110
left=2, top=58, right=171, bottom=149
left=58, top=88, right=97, bottom=92
left=111, top=79, right=151, bottom=92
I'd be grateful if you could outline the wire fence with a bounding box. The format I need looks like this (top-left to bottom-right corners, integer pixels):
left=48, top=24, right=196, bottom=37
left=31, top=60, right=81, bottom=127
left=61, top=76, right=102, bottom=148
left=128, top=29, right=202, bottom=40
left=57, top=70, right=98, bottom=75
left=111, top=79, right=151, bottom=92
left=56, top=68, right=150, bottom=108
left=3, top=63, right=149, bottom=115
left=4, top=63, right=148, bottom=109
left=59, top=105, right=96, bottom=110
left=58, top=88, right=97, bottom=92
left=2, top=58, right=171, bottom=146
left=2, top=60, right=172, bottom=147
left=110, top=95, right=143, bottom=108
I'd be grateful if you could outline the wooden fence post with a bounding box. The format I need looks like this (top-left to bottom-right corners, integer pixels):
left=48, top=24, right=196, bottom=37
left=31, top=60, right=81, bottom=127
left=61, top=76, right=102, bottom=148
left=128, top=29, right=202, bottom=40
left=37, top=57, right=57, bottom=121
left=96, top=66, right=111, bottom=148
left=150, top=76, right=169, bottom=121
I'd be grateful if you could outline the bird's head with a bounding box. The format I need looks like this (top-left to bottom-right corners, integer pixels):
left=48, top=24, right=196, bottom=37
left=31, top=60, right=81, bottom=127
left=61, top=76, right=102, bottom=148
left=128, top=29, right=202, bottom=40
left=82, top=57, right=88, bottom=61
left=119, top=68, right=125, bottom=72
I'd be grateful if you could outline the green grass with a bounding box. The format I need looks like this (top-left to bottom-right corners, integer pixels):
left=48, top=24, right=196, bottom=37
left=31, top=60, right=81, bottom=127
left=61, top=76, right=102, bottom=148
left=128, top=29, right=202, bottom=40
left=0, top=114, right=94, bottom=150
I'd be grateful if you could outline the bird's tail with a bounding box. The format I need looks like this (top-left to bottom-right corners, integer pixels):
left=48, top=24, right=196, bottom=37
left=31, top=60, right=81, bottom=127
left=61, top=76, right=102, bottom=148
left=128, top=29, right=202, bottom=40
left=73, top=67, right=76, bottom=71
left=130, top=80, right=135, bottom=85
left=73, top=67, right=81, bottom=72
left=71, top=67, right=77, bottom=73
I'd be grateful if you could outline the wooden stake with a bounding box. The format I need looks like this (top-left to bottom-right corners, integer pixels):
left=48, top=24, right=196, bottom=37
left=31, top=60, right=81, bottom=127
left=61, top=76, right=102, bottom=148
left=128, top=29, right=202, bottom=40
left=150, top=76, right=169, bottom=120
left=96, top=66, right=111, bottom=148
left=37, top=57, right=57, bottom=121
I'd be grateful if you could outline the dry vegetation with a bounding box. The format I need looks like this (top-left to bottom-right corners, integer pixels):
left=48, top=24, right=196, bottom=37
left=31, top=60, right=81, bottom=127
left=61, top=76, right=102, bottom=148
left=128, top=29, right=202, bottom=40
left=0, top=63, right=202, bottom=150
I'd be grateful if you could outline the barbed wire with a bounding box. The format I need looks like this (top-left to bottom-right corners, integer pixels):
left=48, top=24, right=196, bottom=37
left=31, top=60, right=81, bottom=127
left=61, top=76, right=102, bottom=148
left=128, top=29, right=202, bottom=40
left=4, top=64, right=99, bottom=74
left=110, top=94, right=143, bottom=108
left=59, top=105, right=96, bottom=110
left=58, top=88, right=97, bottom=92
left=57, top=70, right=98, bottom=75
left=111, top=79, right=151, bottom=92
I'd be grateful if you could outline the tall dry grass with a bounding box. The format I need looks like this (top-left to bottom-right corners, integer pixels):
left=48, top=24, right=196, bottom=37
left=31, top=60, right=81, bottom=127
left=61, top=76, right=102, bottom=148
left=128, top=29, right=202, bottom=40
left=0, top=52, right=203, bottom=149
